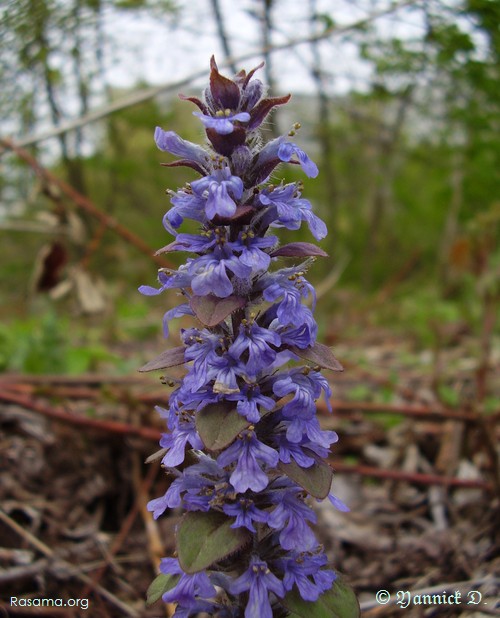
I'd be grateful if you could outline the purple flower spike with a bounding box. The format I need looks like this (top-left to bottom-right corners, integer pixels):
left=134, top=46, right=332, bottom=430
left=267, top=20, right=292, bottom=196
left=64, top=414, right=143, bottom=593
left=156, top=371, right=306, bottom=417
left=143, top=58, right=350, bottom=617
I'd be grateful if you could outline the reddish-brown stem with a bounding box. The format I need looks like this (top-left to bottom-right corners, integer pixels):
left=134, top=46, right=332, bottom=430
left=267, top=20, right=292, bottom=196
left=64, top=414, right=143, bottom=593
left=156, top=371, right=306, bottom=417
left=2, top=379, right=499, bottom=423
left=0, top=138, right=172, bottom=268
left=1, top=388, right=494, bottom=491
left=330, top=461, right=493, bottom=491
left=0, top=389, right=161, bottom=441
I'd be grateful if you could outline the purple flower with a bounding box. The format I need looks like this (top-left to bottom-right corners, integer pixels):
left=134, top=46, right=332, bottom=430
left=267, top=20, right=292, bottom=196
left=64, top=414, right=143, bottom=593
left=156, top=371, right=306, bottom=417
left=168, top=382, right=220, bottom=416
left=278, top=141, right=319, bottom=178
left=230, top=556, right=285, bottom=618
left=162, top=303, right=194, bottom=338
left=277, top=550, right=336, bottom=601
left=164, top=189, right=207, bottom=233
left=278, top=439, right=315, bottom=467
left=273, top=369, right=332, bottom=423
left=154, top=127, right=210, bottom=169
left=166, top=231, right=217, bottom=253
left=191, top=167, right=243, bottom=219
left=223, top=498, right=269, bottom=532
left=225, top=383, right=275, bottom=423
left=259, top=183, right=327, bottom=240
left=328, top=493, right=350, bottom=512
left=160, top=558, right=216, bottom=605
left=193, top=110, right=250, bottom=134
left=147, top=493, right=172, bottom=520
left=256, top=137, right=319, bottom=180
left=259, top=267, right=316, bottom=327
left=139, top=265, right=192, bottom=297
left=183, top=327, right=224, bottom=390
left=160, top=417, right=203, bottom=467
left=210, top=351, right=248, bottom=394
left=285, top=412, right=338, bottom=446
left=229, top=322, right=281, bottom=377
left=229, top=232, right=278, bottom=274
left=187, top=246, right=252, bottom=298
left=268, top=490, right=317, bottom=550
left=218, top=430, right=278, bottom=493
left=162, top=455, right=229, bottom=513
left=272, top=311, right=318, bottom=348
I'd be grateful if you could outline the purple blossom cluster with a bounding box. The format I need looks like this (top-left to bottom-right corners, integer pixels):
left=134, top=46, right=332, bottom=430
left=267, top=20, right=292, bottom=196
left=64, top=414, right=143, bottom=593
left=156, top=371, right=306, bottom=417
left=142, top=57, right=347, bottom=618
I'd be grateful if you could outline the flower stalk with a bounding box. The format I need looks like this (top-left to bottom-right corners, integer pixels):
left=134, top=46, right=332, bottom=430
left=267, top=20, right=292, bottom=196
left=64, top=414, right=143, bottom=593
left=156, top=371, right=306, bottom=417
left=142, top=57, right=357, bottom=618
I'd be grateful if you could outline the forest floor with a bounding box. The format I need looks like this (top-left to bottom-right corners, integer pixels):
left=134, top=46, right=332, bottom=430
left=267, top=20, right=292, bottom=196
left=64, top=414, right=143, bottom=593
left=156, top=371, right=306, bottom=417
left=0, top=326, right=499, bottom=617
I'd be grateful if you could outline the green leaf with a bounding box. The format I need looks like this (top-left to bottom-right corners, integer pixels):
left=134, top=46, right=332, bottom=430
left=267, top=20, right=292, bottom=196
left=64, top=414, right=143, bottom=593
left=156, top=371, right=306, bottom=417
left=282, top=575, right=360, bottom=618
left=146, top=572, right=180, bottom=606
left=196, top=402, right=250, bottom=451
left=177, top=511, right=250, bottom=574
left=278, top=457, right=333, bottom=499
left=291, top=342, right=344, bottom=372
left=138, top=346, right=185, bottom=372
left=271, top=242, right=328, bottom=258
left=190, top=294, right=246, bottom=327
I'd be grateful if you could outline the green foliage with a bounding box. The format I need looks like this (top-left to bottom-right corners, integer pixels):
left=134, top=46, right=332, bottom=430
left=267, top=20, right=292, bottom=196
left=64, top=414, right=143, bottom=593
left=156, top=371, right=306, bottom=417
left=437, top=384, right=461, bottom=407
left=196, top=403, right=250, bottom=451
left=176, top=512, right=250, bottom=574
left=278, top=458, right=333, bottom=500
left=146, top=573, right=179, bottom=606
left=282, top=575, right=360, bottom=617
left=395, top=288, right=464, bottom=346
left=0, top=311, right=120, bottom=375
left=1, top=0, right=499, bottom=380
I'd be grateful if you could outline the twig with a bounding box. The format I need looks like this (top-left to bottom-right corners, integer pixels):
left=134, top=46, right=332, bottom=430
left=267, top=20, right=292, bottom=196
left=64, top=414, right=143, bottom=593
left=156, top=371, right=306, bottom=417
left=0, top=603, right=74, bottom=616
left=1, top=389, right=493, bottom=491
left=0, top=559, right=48, bottom=584
left=327, top=400, right=487, bottom=423
left=0, top=374, right=148, bottom=385
left=83, top=460, right=160, bottom=595
left=374, top=249, right=421, bottom=304
left=0, top=389, right=161, bottom=442
left=331, top=461, right=493, bottom=491
left=0, top=509, right=140, bottom=618
left=0, top=138, right=172, bottom=269
left=4, top=381, right=498, bottom=427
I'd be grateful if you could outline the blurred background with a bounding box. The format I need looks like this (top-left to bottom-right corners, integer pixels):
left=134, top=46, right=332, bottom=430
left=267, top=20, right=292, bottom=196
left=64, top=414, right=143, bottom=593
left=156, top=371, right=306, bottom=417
left=0, top=0, right=499, bottom=616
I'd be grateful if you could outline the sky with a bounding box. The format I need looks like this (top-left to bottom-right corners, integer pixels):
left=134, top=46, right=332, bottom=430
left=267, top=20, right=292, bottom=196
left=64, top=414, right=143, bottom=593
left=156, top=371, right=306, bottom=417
left=100, top=0, right=427, bottom=97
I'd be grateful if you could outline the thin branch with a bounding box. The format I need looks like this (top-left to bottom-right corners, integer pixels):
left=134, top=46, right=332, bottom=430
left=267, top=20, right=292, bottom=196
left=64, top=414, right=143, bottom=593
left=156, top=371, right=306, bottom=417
left=2, top=0, right=420, bottom=149
left=210, top=0, right=237, bottom=74
left=330, top=461, right=493, bottom=491
left=0, top=388, right=162, bottom=442
left=0, top=508, right=140, bottom=618
left=2, top=377, right=498, bottom=422
left=0, top=138, right=172, bottom=268
left=1, top=388, right=494, bottom=491
left=0, top=373, right=148, bottom=385
left=82, top=460, right=160, bottom=597
left=0, top=559, right=48, bottom=584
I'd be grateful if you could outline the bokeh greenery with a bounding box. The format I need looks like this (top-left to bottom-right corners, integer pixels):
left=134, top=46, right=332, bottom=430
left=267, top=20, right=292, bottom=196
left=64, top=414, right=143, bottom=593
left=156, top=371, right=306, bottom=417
left=1, top=0, right=499, bottom=376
